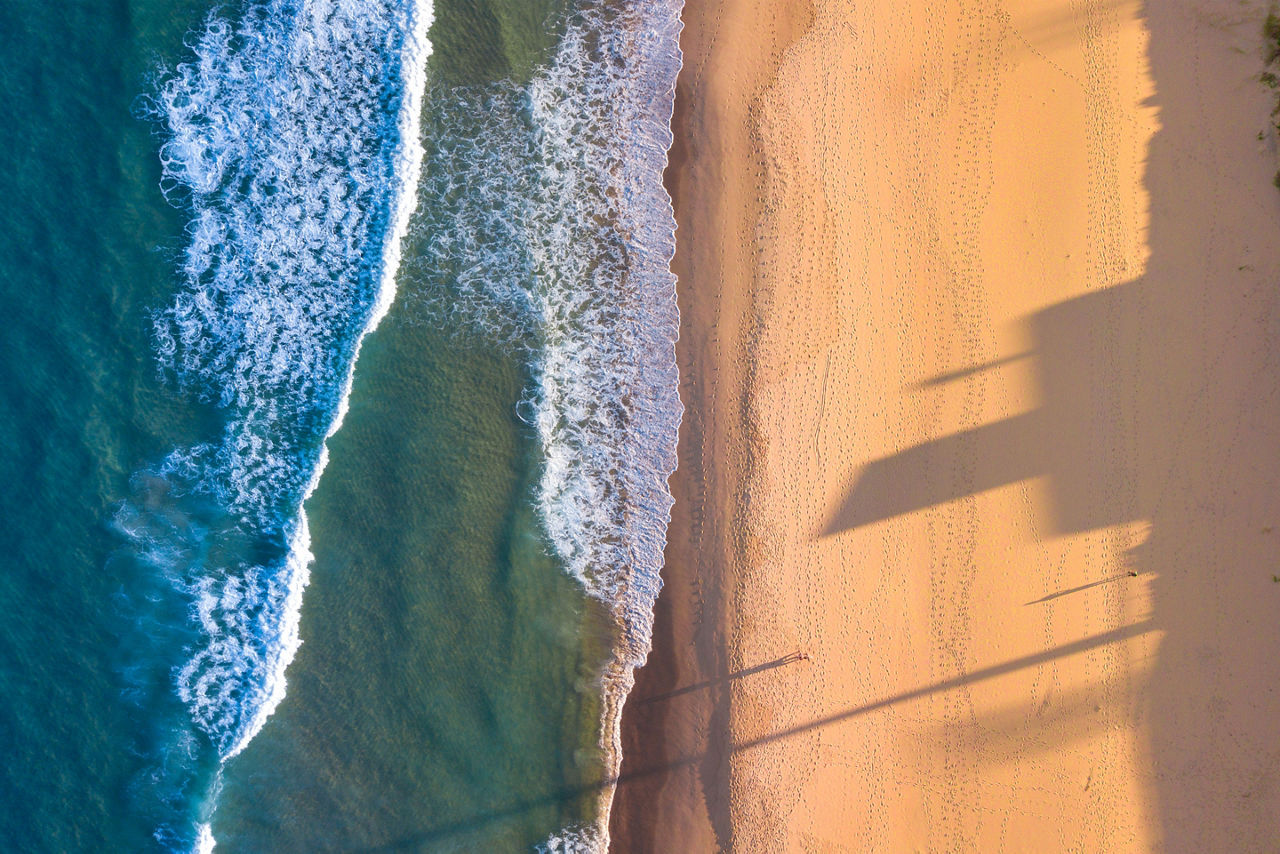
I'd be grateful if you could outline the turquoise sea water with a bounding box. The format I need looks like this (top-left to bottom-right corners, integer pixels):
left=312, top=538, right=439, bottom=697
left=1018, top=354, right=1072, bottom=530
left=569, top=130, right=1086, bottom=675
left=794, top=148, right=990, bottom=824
left=0, top=0, right=680, bottom=851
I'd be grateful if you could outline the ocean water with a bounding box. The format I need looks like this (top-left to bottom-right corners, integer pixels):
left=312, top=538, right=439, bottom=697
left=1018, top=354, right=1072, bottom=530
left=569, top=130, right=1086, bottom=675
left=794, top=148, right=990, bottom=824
left=0, top=0, right=680, bottom=851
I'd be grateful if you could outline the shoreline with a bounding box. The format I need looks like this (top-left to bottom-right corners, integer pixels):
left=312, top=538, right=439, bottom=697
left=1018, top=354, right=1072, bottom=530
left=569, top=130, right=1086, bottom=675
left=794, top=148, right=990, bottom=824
left=606, top=2, right=722, bottom=839
left=610, top=0, right=811, bottom=847
left=614, top=0, right=1280, bottom=850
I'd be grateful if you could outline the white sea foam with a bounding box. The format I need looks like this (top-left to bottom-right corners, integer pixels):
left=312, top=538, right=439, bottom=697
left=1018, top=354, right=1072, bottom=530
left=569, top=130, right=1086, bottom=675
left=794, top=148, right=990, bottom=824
left=537, top=824, right=601, bottom=853
left=409, top=2, right=684, bottom=847
left=135, top=0, right=433, bottom=847
left=193, top=822, right=215, bottom=854
left=151, top=0, right=433, bottom=763
left=415, top=0, right=682, bottom=646
left=525, top=2, right=683, bottom=643
left=221, top=0, right=434, bottom=765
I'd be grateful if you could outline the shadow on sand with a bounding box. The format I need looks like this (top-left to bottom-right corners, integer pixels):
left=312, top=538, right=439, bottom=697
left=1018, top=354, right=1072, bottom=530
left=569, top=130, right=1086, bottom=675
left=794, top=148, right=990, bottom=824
left=820, top=2, right=1280, bottom=847
left=632, top=652, right=811, bottom=706
left=366, top=2, right=1280, bottom=851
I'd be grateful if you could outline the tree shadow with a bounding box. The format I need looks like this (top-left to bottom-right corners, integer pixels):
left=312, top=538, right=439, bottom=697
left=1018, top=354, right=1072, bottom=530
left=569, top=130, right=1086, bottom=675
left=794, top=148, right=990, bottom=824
left=821, top=1, right=1280, bottom=847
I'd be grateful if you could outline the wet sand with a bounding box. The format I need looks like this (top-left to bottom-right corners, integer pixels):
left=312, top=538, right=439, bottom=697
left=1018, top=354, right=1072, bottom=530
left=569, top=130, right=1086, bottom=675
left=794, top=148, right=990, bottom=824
left=613, top=0, right=1280, bottom=850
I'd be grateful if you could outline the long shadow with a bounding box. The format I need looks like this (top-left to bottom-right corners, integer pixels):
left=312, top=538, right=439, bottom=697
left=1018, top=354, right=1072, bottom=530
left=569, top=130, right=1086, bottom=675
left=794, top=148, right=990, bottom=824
left=912, top=351, right=1032, bottom=388
left=821, top=2, right=1280, bottom=848
left=1025, top=573, right=1135, bottom=605
left=824, top=280, right=1151, bottom=539
left=633, top=652, right=809, bottom=706
left=364, top=623, right=1152, bottom=850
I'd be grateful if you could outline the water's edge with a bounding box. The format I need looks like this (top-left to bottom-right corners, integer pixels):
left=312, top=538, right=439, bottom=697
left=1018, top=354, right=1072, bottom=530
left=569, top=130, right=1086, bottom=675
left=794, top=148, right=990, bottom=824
left=569, top=3, right=685, bottom=849
left=409, top=3, right=688, bottom=848
left=140, top=0, right=682, bottom=848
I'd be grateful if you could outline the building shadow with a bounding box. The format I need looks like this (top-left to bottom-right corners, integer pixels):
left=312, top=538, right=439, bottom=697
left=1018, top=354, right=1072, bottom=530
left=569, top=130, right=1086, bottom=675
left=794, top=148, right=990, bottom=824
left=822, top=2, right=1280, bottom=848
left=824, top=278, right=1148, bottom=540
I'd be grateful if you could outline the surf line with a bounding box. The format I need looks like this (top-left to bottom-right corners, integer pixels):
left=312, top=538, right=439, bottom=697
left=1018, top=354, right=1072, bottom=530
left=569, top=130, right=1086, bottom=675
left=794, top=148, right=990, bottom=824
left=220, top=0, right=434, bottom=770
left=185, top=0, right=435, bottom=847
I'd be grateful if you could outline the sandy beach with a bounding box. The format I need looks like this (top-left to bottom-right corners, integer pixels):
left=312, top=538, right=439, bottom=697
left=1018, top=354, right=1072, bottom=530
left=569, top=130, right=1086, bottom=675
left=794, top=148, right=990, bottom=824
left=613, top=0, right=1280, bottom=850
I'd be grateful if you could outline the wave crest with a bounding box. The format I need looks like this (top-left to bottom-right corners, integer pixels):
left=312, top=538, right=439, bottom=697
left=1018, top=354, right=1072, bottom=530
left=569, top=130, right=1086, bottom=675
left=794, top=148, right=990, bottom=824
left=407, top=1, right=683, bottom=845
left=412, top=0, right=682, bottom=647
left=119, top=0, right=432, bottom=847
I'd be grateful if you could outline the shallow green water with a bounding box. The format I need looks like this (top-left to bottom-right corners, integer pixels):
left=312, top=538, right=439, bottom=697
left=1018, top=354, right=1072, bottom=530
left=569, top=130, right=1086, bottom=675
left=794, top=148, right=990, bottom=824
left=0, top=0, right=615, bottom=850
left=212, top=311, right=613, bottom=851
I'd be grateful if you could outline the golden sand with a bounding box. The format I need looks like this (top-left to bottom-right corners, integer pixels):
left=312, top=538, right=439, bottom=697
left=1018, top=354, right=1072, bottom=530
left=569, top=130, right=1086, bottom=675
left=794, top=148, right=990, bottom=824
left=615, top=0, right=1280, bottom=850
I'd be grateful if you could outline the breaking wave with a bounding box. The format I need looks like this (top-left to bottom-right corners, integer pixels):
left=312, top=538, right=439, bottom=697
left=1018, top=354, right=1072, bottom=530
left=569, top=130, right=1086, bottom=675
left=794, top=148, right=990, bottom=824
left=117, top=0, right=431, bottom=848
left=408, top=0, right=684, bottom=844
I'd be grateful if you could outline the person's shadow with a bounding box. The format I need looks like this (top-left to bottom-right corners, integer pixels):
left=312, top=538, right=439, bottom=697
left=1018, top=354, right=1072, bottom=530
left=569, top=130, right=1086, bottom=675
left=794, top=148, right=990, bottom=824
left=824, top=4, right=1280, bottom=847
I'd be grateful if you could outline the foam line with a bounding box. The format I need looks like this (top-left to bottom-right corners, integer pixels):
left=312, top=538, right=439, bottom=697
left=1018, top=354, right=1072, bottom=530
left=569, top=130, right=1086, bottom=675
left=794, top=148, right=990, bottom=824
left=225, top=0, right=434, bottom=764
left=133, top=0, right=434, bottom=848
left=406, top=3, right=684, bottom=848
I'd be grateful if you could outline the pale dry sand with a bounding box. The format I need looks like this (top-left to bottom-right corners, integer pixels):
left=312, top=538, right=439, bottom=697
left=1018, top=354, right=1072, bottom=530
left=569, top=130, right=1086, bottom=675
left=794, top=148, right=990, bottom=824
left=614, top=0, right=1280, bottom=850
